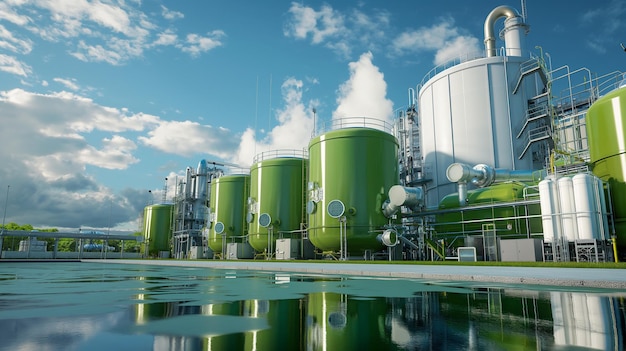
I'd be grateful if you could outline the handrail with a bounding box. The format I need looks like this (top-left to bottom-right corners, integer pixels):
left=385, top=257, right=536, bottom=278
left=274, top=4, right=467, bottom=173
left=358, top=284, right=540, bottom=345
left=252, top=149, right=308, bottom=164
left=314, top=117, right=395, bottom=136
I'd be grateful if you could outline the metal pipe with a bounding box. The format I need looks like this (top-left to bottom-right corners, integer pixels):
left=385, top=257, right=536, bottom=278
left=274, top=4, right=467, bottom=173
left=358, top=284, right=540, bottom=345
left=383, top=185, right=424, bottom=217
left=446, top=163, right=543, bottom=188
left=377, top=229, right=399, bottom=247
left=484, top=5, right=520, bottom=57
left=457, top=182, right=468, bottom=207
left=398, top=235, right=420, bottom=251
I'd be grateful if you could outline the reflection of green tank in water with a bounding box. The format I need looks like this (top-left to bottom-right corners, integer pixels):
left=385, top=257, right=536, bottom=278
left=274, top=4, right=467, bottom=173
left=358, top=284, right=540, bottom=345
left=436, top=182, right=542, bottom=238
left=243, top=299, right=302, bottom=350
left=202, top=302, right=246, bottom=350
left=305, top=292, right=391, bottom=350
left=437, top=289, right=555, bottom=349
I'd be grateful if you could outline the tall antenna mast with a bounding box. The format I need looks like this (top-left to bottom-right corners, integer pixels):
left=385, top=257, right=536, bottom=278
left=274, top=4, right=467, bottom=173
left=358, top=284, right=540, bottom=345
left=268, top=74, right=272, bottom=136
left=254, top=75, right=258, bottom=156
left=162, top=177, right=168, bottom=203
left=520, top=0, right=527, bottom=21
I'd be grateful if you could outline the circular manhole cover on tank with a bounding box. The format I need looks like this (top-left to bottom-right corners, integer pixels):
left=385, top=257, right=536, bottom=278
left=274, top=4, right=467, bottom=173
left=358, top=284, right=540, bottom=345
left=214, top=222, right=225, bottom=234
left=327, top=199, right=345, bottom=218
left=258, top=213, right=272, bottom=228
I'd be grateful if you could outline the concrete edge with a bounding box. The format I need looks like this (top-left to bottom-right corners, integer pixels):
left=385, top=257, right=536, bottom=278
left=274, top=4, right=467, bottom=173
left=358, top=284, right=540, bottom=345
left=83, top=259, right=626, bottom=290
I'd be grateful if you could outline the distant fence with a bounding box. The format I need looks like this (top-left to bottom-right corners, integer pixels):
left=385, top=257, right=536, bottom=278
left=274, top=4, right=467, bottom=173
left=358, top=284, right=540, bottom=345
left=1, top=251, right=142, bottom=260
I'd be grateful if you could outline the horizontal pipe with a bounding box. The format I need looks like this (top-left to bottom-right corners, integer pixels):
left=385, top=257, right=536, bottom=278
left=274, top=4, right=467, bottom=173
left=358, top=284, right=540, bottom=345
left=446, top=163, right=543, bottom=188
left=383, top=185, right=424, bottom=217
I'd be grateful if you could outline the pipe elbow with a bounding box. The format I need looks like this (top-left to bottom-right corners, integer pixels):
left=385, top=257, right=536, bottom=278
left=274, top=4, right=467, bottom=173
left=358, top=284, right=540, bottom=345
left=484, top=5, right=520, bottom=57
left=446, top=163, right=472, bottom=183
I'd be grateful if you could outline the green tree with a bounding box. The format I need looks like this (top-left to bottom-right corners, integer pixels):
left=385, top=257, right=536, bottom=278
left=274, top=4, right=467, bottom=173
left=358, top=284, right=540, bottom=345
left=0, top=223, right=59, bottom=251
left=122, top=232, right=143, bottom=252
left=57, top=238, right=76, bottom=252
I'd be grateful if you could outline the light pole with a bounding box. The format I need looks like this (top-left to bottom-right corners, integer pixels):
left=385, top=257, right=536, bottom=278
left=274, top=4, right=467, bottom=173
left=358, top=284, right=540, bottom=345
left=545, top=52, right=552, bottom=78
left=0, top=185, right=10, bottom=257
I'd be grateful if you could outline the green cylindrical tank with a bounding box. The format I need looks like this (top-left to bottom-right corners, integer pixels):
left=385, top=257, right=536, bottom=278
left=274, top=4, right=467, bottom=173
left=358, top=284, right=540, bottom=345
left=587, top=85, right=626, bottom=252
left=208, top=174, right=250, bottom=253
left=248, top=155, right=307, bottom=252
left=307, top=127, right=399, bottom=254
left=436, top=182, right=541, bottom=237
left=142, top=204, right=173, bottom=256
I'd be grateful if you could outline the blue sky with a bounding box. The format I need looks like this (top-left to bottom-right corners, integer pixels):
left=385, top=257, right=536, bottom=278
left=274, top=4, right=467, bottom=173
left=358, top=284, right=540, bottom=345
left=0, top=0, right=624, bottom=233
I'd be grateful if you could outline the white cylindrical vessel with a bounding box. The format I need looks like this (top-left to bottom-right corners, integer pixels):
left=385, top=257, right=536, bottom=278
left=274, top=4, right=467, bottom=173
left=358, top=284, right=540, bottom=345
left=502, top=16, right=526, bottom=56
left=557, top=177, right=578, bottom=242
left=596, top=177, right=609, bottom=240
left=573, top=174, right=599, bottom=240
left=419, top=56, right=545, bottom=208
left=539, top=178, right=561, bottom=243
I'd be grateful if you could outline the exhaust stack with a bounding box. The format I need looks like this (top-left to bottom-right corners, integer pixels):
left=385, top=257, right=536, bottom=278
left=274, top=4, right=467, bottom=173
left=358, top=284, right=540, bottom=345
left=484, top=5, right=528, bottom=57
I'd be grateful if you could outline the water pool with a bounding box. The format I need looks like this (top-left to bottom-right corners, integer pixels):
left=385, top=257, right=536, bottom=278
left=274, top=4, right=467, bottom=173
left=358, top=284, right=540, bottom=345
left=0, top=262, right=624, bottom=350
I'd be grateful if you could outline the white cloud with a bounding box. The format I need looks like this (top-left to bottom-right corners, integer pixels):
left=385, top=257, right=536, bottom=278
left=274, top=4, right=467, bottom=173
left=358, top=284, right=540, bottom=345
left=0, top=86, right=251, bottom=229
left=0, top=88, right=159, bottom=135
left=0, top=1, right=31, bottom=26
left=0, top=88, right=160, bottom=228
left=3, top=1, right=225, bottom=66
left=0, top=54, right=31, bottom=76
left=391, top=17, right=480, bottom=65
left=79, top=135, right=139, bottom=170
left=87, top=1, right=133, bottom=36
left=433, top=35, right=480, bottom=66
left=70, top=40, right=124, bottom=65
left=233, top=78, right=316, bottom=167
left=283, top=3, right=389, bottom=58
left=161, top=5, right=184, bottom=21
left=0, top=24, right=33, bottom=54
left=178, top=31, right=225, bottom=57
left=233, top=54, right=392, bottom=166
left=285, top=3, right=345, bottom=44
left=138, top=120, right=239, bottom=159
left=53, top=77, right=80, bottom=91
left=581, top=1, right=625, bottom=55
left=333, top=52, right=393, bottom=126
left=153, top=29, right=178, bottom=46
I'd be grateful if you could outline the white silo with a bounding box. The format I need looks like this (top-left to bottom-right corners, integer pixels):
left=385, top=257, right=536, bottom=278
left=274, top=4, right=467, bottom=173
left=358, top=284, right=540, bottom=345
left=557, top=177, right=578, bottom=242
left=418, top=5, right=544, bottom=208
left=539, top=178, right=561, bottom=244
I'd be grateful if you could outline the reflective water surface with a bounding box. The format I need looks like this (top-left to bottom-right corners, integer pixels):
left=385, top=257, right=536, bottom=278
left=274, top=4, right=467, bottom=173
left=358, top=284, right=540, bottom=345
left=0, top=262, right=624, bottom=351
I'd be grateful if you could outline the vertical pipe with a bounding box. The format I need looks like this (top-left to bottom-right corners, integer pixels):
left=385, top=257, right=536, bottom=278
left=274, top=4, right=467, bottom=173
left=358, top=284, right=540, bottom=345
left=457, top=182, right=468, bottom=207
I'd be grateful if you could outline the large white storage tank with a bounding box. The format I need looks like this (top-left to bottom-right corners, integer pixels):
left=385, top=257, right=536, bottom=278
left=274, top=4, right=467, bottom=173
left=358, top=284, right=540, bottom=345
left=557, top=177, right=579, bottom=242
left=572, top=173, right=608, bottom=240
left=539, top=178, right=561, bottom=243
left=418, top=6, right=543, bottom=208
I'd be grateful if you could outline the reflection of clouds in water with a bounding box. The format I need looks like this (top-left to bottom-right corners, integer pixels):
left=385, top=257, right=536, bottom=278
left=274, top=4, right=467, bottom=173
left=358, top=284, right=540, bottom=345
left=119, top=314, right=269, bottom=337
left=0, top=310, right=130, bottom=351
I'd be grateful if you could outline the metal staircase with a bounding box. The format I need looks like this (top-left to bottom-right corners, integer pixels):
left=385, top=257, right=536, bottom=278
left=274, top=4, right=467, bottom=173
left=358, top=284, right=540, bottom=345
left=513, top=57, right=553, bottom=161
